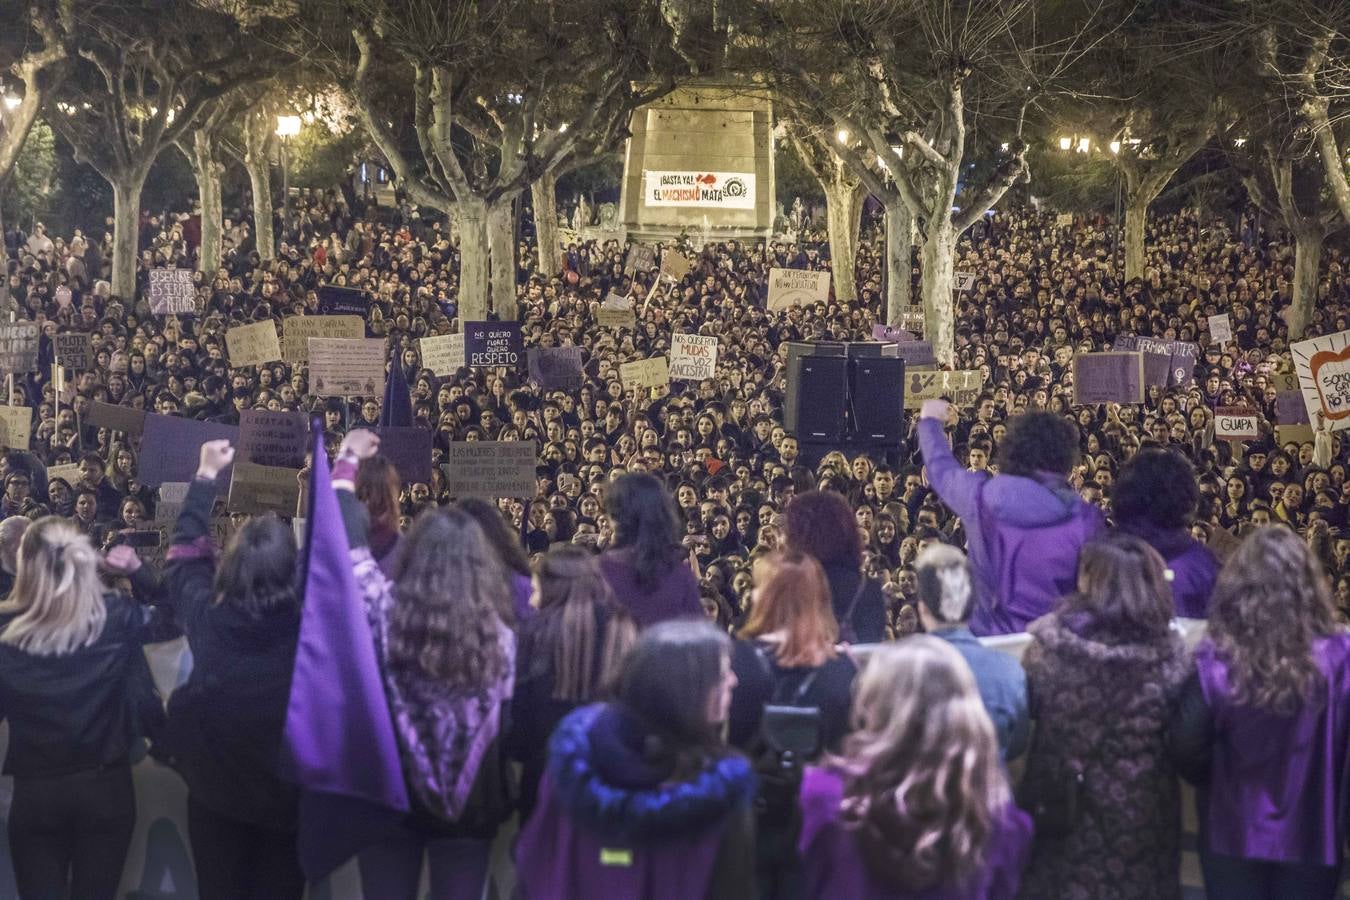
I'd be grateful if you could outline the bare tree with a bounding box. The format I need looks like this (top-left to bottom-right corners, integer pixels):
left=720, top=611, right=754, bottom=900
left=784, top=123, right=865, bottom=303
left=0, top=2, right=70, bottom=241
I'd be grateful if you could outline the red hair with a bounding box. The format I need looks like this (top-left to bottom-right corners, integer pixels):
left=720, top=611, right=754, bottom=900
left=740, top=551, right=838, bottom=666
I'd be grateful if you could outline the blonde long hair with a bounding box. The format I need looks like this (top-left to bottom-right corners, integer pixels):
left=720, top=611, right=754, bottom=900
left=0, top=517, right=108, bottom=656
left=837, top=637, right=1007, bottom=894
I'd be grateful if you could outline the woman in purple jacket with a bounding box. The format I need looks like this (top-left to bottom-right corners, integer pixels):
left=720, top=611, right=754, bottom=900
left=798, top=637, right=1032, bottom=899
left=599, top=473, right=702, bottom=627
left=1170, top=526, right=1350, bottom=899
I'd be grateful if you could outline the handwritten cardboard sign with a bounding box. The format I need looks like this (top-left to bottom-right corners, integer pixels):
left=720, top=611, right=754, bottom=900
left=766, top=268, right=831, bottom=310
left=308, top=338, right=387, bottom=397
left=954, top=271, right=976, bottom=292
left=54, top=333, right=93, bottom=369
left=1292, top=330, right=1350, bottom=431
left=226, top=320, right=282, bottom=368
left=148, top=268, right=197, bottom=315
left=903, top=370, right=984, bottom=410
left=670, top=333, right=718, bottom=381
left=623, top=244, right=657, bottom=275
left=894, top=341, right=937, bottom=370
left=1073, top=352, right=1144, bottom=405
left=239, top=409, right=309, bottom=469
left=137, top=414, right=239, bottom=488
left=443, top=441, right=537, bottom=499
left=528, top=347, right=585, bottom=391
left=1208, top=313, right=1232, bottom=345
left=597, top=308, right=635, bottom=329
left=374, top=426, right=433, bottom=484
left=619, top=356, right=670, bottom=390
left=660, top=250, right=693, bottom=282
left=228, top=461, right=302, bottom=517
left=418, top=333, right=466, bottom=376
left=0, top=406, right=30, bottom=450
left=46, top=463, right=82, bottom=488
left=86, top=401, right=146, bottom=436
left=464, top=321, right=523, bottom=368
left=0, top=321, right=39, bottom=373
left=1215, top=406, right=1259, bottom=440
left=282, top=315, right=364, bottom=362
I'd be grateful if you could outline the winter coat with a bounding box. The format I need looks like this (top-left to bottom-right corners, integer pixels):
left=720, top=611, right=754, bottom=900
left=919, top=419, right=1105, bottom=636
left=1017, top=610, right=1189, bottom=900
left=599, top=548, right=702, bottom=629
left=1115, top=519, right=1219, bottom=619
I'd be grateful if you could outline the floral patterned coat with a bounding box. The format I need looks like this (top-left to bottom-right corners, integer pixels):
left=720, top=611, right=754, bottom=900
left=1016, top=611, right=1189, bottom=900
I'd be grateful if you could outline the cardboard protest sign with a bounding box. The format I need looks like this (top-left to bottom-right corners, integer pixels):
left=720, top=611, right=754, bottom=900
left=1056, top=212, right=1074, bottom=227
left=443, top=441, right=537, bottom=499
left=669, top=334, right=719, bottom=381
left=308, top=338, right=387, bottom=397
left=528, top=347, right=585, bottom=391
left=597, top=295, right=635, bottom=328
left=225, top=320, right=282, bottom=368
left=954, top=272, right=976, bottom=292
left=766, top=268, right=831, bottom=310
left=317, top=285, right=368, bottom=315
left=54, top=286, right=71, bottom=309
left=660, top=250, right=693, bottom=283
left=903, top=371, right=984, bottom=410
left=46, top=463, right=82, bottom=487
left=1073, top=352, right=1145, bottom=405
left=155, top=482, right=189, bottom=523
left=894, top=341, right=937, bottom=370
left=1277, top=424, right=1316, bottom=445
left=1208, top=313, right=1232, bottom=345
left=1215, top=406, right=1260, bottom=440
left=54, top=333, right=92, bottom=369
left=238, top=409, right=309, bottom=469
left=0, top=321, right=39, bottom=373
left=137, top=414, right=239, bottom=488
left=87, top=401, right=146, bottom=436
left=228, top=461, right=302, bottom=517
left=0, top=406, right=30, bottom=450
left=282, top=315, right=364, bottom=362
left=619, top=356, right=670, bottom=390
left=374, top=426, right=433, bottom=484
left=623, top=244, right=657, bottom=275
left=418, top=333, right=466, bottom=376
left=464, top=321, right=523, bottom=368
left=148, top=268, right=197, bottom=315
left=898, top=308, right=926, bottom=331
left=871, top=323, right=916, bottom=343
left=1292, top=330, right=1350, bottom=431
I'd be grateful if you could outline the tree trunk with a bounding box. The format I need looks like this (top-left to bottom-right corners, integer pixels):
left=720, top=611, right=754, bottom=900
left=191, top=129, right=223, bottom=276
left=531, top=173, right=559, bottom=276
left=823, top=179, right=864, bottom=304
left=110, top=174, right=146, bottom=301
left=457, top=200, right=490, bottom=324
left=1122, top=175, right=1167, bottom=284
left=243, top=117, right=275, bottom=262
left=1289, top=226, right=1324, bottom=340
left=885, top=199, right=914, bottom=325
left=488, top=195, right=518, bottom=320
left=920, top=221, right=956, bottom=366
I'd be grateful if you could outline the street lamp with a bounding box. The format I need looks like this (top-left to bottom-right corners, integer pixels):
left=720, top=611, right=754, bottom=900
left=1059, top=136, right=1072, bottom=151
left=275, top=115, right=301, bottom=248
left=836, top=128, right=849, bottom=144
left=1076, top=137, right=1090, bottom=154
left=2, top=93, right=19, bottom=111
left=1109, top=140, right=1121, bottom=155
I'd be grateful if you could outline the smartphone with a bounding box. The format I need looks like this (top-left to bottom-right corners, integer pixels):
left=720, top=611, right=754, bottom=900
left=123, top=531, right=160, bottom=549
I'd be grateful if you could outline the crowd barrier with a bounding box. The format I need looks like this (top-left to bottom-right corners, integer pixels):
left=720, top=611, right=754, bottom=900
left=0, top=619, right=1210, bottom=899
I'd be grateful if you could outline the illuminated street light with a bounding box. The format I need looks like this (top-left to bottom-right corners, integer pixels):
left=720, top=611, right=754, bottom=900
left=836, top=129, right=849, bottom=144
left=1076, top=137, right=1090, bottom=153
left=1059, top=136, right=1072, bottom=151
left=275, top=115, right=301, bottom=137
left=4, top=93, right=21, bottom=111
left=1109, top=140, right=1121, bottom=155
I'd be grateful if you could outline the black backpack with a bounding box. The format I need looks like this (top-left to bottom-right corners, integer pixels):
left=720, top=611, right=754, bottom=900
left=749, top=642, right=823, bottom=868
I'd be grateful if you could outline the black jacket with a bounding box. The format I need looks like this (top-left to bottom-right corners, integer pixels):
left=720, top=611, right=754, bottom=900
left=821, top=563, right=887, bottom=644
left=727, top=639, right=857, bottom=753
left=162, top=476, right=301, bottom=829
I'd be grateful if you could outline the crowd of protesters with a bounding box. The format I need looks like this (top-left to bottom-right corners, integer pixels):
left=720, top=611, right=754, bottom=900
left=0, top=182, right=1347, bottom=899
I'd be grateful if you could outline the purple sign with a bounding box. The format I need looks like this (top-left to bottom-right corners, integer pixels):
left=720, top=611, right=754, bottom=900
left=1113, top=335, right=1198, bottom=389
left=527, top=347, right=584, bottom=390
left=374, top=426, right=433, bottom=484
left=871, top=324, right=917, bottom=343
left=464, top=321, right=523, bottom=368
left=1074, top=353, right=1144, bottom=405
left=894, top=341, right=937, bottom=368
left=1276, top=391, right=1311, bottom=425
left=138, top=414, right=240, bottom=488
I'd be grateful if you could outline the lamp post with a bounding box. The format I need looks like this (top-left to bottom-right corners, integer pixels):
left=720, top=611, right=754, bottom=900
left=275, top=115, right=301, bottom=249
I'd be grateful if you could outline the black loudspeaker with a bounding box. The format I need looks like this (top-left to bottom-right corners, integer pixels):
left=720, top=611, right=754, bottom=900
left=850, top=357, right=906, bottom=444
left=786, top=354, right=848, bottom=442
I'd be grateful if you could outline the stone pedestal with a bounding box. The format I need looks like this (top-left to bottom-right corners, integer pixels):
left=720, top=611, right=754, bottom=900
left=620, top=83, right=775, bottom=242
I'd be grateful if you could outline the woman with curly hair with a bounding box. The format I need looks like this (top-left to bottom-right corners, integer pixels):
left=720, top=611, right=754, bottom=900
left=1170, top=527, right=1350, bottom=899
left=797, top=637, right=1032, bottom=899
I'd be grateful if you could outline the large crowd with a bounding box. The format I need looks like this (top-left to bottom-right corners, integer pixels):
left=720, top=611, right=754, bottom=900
left=0, top=183, right=1348, bottom=900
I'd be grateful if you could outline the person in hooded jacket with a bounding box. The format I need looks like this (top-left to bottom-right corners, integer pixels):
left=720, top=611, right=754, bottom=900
left=1111, top=447, right=1218, bottom=618
left=918, top=399, right=1104, bottom=635
left=515, top=619, right=756, bottom=900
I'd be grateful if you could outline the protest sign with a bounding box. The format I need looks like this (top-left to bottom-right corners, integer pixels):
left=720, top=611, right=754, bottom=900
left=1073, top=352, right=1145, bottom=405
left=87, top=401, right=146, bottom=436
left=0, top=406, right=30, bottom=450
left=54, top=286, right=71, bottom=309
left=53, top=332, right=92, bottom=369
left=623, top=244, right=657, bottom=275
left=954, top=272, right=976, bottom=292
left=0, top=321, right=38, bottom=373
left=464, top=321, right=523, bottom=368
left=903, top=371, right=984, bottom=410
left=871, top=323, right=916, bottom=343
left=597, top=295, right=635, bottom=328
left=1113, top=336, right=1198, bottom=388
left=374, top=426, right=433, bottom=484
left=643, top=171, right=756, bottom=209
left=317, top=285, right=368, bottom=315
left=660, top=250, right=693, bottom=282
left=898, top=308, right=925, bottom=332
left=308, top=338, right=387, bottom=397
left=443, top=441, right=537, bottom=498
left=238, top=409, right=309, bottom=469
left=669, top=334, right=719, bottom=381
left=418, top=333, right=466, bottom=376
left=1271, top=371, right=1310, bottom=425
left=1215, top=406, right=1260, bottom=440
left=528, top=347, right=585, bottom=391
left=894, top=341, right=937, bottom=370
left=148, top=268, right=197, bottom=315
left=766, top=268, right=831, bottom=310
left=225, top=320, right=282, bottom=368
left=1292, top=330, right=1350, bottom=431
left=1208, top=313, right=1232, bottom=345
left=138, top=414, right=239, bottom=487
left=155, top=481, right=189, bottom=523
left=228, top=462, right=302, bottom=517
left=1056, top=212, right=1074, bottom=227
left=1277, top=424, right=1316, bottom=445
left=619, top=356, right=670, bottom=390
left=47, top=463, right=82, bottom=487
left=282, top=315, right=363, bottom=362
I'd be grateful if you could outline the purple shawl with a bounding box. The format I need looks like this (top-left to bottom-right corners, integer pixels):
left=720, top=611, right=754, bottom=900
left=797, top=767, right=1033, bottom=900
left=1196, top=634, right=1350, bottom=865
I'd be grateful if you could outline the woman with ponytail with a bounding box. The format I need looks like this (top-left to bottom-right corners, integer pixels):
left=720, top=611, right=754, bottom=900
left=0, top=517, right=162, bottom=899
left=797, top=637, right=1031, bottom=899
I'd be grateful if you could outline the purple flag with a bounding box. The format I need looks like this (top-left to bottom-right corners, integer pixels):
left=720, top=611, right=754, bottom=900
left=381, top=339, right=413, bottom=427
left=280, top=421, right=408, bottom=878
